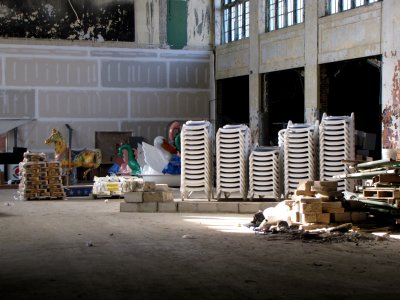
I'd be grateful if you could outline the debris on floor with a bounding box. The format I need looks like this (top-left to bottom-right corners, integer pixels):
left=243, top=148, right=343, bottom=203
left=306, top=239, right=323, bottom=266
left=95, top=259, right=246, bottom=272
left=245, top=179, right=400, bottom=243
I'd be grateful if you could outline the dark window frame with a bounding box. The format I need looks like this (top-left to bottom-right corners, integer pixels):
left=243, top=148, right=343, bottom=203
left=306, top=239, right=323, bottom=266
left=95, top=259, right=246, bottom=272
left=325, top=0, right=381, bottom=15
left=266, top=0, right=304, bottom=32
left=222, top=0, right=250, bottom=44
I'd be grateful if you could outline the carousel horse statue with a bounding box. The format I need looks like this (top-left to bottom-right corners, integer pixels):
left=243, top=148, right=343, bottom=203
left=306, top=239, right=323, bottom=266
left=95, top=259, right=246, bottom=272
left=45, top=128, right=102, bottom=179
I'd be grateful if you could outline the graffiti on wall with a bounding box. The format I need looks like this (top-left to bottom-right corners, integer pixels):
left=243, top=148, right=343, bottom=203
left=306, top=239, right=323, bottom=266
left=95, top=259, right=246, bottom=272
left=382, top=60, right=400, bottom=149
left=0, top=0, right=134, bottom=41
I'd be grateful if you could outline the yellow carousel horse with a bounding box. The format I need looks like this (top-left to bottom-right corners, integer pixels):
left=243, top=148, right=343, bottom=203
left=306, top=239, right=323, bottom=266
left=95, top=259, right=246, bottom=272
left=45, top=128, right=102, bottom=178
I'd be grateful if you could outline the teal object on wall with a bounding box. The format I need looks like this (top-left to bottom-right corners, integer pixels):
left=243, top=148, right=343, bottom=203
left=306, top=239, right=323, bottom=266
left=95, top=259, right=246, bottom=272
left=167, top=0, right=187, bottom=49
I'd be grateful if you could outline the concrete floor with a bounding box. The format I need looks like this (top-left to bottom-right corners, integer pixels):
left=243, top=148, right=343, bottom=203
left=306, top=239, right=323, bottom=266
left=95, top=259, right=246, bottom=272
left=1, top=188, right=400, bottom=300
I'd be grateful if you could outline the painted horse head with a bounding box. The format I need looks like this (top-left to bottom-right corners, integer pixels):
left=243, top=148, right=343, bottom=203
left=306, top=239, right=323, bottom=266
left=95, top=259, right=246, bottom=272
left=44, top=128, right=67, bottom=156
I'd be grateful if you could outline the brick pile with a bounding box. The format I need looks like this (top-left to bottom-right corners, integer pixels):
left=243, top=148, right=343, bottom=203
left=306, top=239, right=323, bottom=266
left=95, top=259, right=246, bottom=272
left=288, top=180, right=367, bottom=225
left=124, top=181, right=174, bottom=203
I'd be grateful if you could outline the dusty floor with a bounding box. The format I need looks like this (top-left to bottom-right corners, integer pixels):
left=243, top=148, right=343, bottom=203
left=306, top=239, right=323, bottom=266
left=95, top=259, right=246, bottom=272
left=1, top=189, right=400, bottom=300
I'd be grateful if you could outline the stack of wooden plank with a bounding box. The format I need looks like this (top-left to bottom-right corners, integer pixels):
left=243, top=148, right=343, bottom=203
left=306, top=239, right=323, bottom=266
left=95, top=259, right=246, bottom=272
left=289, top=180, right=367, bottom=225
left=18, top=152, right=64, bottom=200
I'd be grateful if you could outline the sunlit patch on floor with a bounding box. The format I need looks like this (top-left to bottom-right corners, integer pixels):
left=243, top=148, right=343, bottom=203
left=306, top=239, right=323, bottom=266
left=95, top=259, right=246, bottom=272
left=372, top=232, right=400, bottom=240
left=183, top=215, right=254, bottom=233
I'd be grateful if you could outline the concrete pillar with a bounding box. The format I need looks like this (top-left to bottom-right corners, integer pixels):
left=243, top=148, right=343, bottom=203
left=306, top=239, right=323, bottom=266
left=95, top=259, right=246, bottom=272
left=381, top=0, right=400, bottom=151
left=304, top=0, right=320, bottom=124
left=249, top=0, right=261, bottom=145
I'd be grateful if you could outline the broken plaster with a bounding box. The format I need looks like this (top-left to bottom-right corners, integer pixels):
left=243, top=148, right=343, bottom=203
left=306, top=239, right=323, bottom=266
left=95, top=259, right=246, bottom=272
left=382, top=60, right=400, bottom=149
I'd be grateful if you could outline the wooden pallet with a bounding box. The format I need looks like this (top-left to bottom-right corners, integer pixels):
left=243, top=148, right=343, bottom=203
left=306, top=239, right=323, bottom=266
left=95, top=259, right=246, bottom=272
left=372, top=174, right=400, bottom=186
left=361, top=188, right=400, bottom=207
left=363, top=188, right=400, bottom=199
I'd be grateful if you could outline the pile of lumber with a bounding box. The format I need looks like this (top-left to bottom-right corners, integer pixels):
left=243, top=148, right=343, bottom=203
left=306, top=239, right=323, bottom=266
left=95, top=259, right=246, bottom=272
left=18, top=152, right=64, bottom=200
left=339, top=159, right=400, bottom=209
left=288, top=180, right=367, bottom=225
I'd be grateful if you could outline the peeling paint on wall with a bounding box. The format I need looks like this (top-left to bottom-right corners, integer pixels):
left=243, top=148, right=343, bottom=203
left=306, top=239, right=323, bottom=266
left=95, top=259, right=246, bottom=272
left=146, top=0, right=155, bottom=44
left=250, top=111, right=259, bottom=145
left=0, top=0, right=135, bottom=41
left=187, top=0, right=211, bottom=47
left=382, top=60, right=400, bottom=149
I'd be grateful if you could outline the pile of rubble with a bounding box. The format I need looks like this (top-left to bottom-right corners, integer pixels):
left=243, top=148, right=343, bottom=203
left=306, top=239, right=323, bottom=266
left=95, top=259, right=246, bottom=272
left=249, top=180, right=371, bottom=237
left=288, top=180, right=367, bottom=226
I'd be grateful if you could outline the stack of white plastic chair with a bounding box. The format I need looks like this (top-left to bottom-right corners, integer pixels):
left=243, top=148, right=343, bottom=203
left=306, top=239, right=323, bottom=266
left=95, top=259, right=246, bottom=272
left=248, top=146, right=280, bottom=201
left=319, top=113, right=355, bottom=192
left=180, top=120, right=213, bottom=200
left=216, top=124, right=250, bottom=200
left=283, top=121, right=319, bottom=197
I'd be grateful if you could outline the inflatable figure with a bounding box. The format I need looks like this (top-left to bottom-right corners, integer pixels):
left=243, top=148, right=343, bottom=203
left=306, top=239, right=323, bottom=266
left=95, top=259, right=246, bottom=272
left=117, top=144, right=141, bottom=175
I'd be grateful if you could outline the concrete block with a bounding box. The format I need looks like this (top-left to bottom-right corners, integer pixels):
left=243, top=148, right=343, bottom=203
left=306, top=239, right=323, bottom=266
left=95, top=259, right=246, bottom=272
left=178, top=202, right=200, bottom=213
left=196, top=202, right=218, bottom=213
left=124, top=191, right=143, bottom=203
left=300, top=213, right=318, bottom=224
left=215, top=202, right=239, bottom=213
left=155, top=184, right=170, bottom=191
left=238, top=202, right=268, bottom=214
left=332, top=212, right=352, bottom=223
left=297, top=180, right=314, bottom=192
left=120, top=202, right=158, bottom=213
left=322, top=202, right=344, bottom=213
left=317, top=213, right=331, bottom=224
left=158, top=202, right=178, bottom=212
left=299, top=202, right=322, bottom=214
left=143, top=191, right=174, bottom=202
left=143, top=181, right=156, bottom=192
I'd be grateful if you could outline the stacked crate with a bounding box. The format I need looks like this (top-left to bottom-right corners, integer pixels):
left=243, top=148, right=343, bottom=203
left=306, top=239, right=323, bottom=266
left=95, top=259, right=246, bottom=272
left=19, top=152, right=64, bottom=200
left=180, top=120, right=213, bottom=200
left=216, top=124, right=250, bottom=200
left=319, top=113, right=355, bottom=192
left=248, top=146, right=280, bottom=201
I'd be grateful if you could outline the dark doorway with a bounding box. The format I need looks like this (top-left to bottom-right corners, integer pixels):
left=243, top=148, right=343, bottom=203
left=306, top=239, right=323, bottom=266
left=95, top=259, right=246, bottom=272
left=321, top=56, right=381, bottom=159
left=216, top=75, right=249, bottom=129
left=262, top=68, right=305, bottom=146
